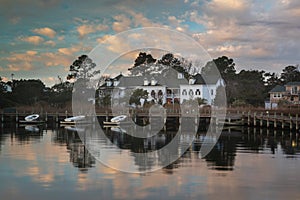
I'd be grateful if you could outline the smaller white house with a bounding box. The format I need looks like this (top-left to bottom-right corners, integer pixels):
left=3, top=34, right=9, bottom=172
left=180, top=74, right=225, bottom=105
left=180, top=74, right=225, bottom=104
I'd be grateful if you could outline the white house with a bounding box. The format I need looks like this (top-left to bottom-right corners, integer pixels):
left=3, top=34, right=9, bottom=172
left=99, top=72, right=225, bottom=106
left=180, top=74, right=225, bottom=105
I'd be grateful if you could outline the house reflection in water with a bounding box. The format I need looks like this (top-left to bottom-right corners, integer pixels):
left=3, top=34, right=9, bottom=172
left=54, top=127, right=96, bottom=171
left=50, top=126, right=300, bottom=173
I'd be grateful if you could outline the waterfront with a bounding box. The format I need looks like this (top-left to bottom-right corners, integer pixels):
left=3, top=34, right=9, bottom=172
left=0, top=124, right=300, bottom=200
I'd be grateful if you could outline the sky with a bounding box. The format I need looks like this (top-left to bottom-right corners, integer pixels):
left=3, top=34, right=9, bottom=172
left=0, top=0, right=300, bottom=86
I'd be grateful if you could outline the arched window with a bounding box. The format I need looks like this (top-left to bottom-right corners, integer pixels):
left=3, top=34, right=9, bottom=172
left=189, top=89, right=194, bottom=96
left=195, top=89, right=201, bottom=95
left=158, top=90, right=163, bottom=98
left=151, top=90, right=155, bottom=98
left=182, top=89, right=187, bottom=95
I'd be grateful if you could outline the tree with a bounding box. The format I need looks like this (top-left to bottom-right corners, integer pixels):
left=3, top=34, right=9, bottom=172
left=234, top=70, right=266, bottom=106
left=201, top=56, right=236, bottom=81
left=129, top=89, right=148, bottom=106
left=158, top=53, right=190, bottom=79
left=280, top=65, right=300, bottom=84
left=264, top=72, right=282, bottom=93
left=67, top=55, right=100, bottom=83
left=12, top=79, right=46, bottom=105
left=214, top=86, right=227, bottom=107
left=195, top=97, right=207, bottom=105
left=0, top=77, right=5, bottom=93
left=133, top=52, right=156, bottom=67
left=99, top=93, right=111, bottom=106
left=0, top=77, right=14, bottom=108
left=47, top=81, right=73, bottom=108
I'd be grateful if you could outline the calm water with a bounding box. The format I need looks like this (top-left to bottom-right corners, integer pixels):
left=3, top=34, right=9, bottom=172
left=0, top=124, right=300, bottom=200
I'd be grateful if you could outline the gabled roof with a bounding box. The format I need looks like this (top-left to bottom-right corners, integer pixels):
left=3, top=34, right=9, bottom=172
left=113, top=73, right=124, bottom=80
left=118, top=76, right=144, bottom=87
left=100, top=72, right=222, bottom=89
left=269, top=85, right=285, bottom=93
left=285, top=82, right=300, bottom=86
left=99, top=74, right=124, bottom=88
left=193, top=74, right=222, bottom=85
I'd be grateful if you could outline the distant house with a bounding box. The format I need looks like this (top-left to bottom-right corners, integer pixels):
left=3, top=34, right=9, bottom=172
left=98, top=71, right=225, bottom=106
left=1, top=83, right=12, bottom=93
left=266, top=82, right=300, bottom=109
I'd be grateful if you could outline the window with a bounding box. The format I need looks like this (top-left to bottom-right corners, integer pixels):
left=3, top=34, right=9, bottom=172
left=178, top=73, right=184, bottom=79
left=151, top=90, right=155, bottom=98
left=189, top=89, right=194, bottom=96
left=106, top=81, right=112, bottom=87
left=195, top=89, right=201, bottom=95
left=182, top=89, right=187, bottom=95
left=211, top=89, right=214, bottom=95
left=158, top=90, right=163, bottom=98
left=292, top=86, right=298, bottom=94
left=113, top=80, right=119, bottom=87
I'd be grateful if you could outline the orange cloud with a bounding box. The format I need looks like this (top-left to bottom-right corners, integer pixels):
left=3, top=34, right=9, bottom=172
left=32, top=27, right=56, bottom=38
left=208, top=0, right=248, bottom=12
left=77, top=24, right=109, bottom=38
left=112, top=14, right=131, bottom=32
left=45, top=40, right=56, bottom=46
left=58, top=46, right=80, bottom=56
left=19, top=35, right=44, bottom=45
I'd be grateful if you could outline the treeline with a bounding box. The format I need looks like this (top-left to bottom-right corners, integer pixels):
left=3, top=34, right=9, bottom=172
left=0, top=53, right=299, bottom=109
left=0, top=79, right=73, bottom=109
left=202, top=56, right=300, bottom=106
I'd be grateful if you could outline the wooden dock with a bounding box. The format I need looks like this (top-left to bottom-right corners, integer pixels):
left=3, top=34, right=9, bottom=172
left=1, top=108, right=299, bottom=131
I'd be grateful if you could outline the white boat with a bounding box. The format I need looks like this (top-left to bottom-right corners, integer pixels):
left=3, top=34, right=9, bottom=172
left=19, top=114, right=44, bottom=124
left=111, top=127, right=127, bottom=133
left=25, top=114, right=39, bottom=122
left=64, top=126, right=85, bottom=132
left=64, top=115, right=85, bottom=122
left=25, top=125, right=39, bottom=132
left=110, top=115, right=127, bottom=123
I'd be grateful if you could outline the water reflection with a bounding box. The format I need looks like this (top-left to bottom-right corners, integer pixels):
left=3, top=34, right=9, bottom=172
left=1, top=124, right=300, bottom=199
left=1, top=124, right=300, bottom=173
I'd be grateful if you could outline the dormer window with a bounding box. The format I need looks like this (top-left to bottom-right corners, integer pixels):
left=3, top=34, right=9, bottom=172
left=144, top=78, right=149, bottom=86
left=106, top=80, right=112, bottom=87
left=189, top=78, right=195, bottom=85
left=178, top=73, right=184, bottom=79
left=151, top=77, right=157, bottom=86
left=113, top=80, right=119, bottom=87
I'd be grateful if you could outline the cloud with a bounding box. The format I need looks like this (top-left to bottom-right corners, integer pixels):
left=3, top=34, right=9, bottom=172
left=45, top=40, right=56, bottom=46
left=168, top=16, right=187, bottom=32
left=32, top=27, right=56, bottom=38
left=208, top=0, right=249, bottom=12
left=57, top=36, right=65, bottom=41
left=58, top=46, right=81, bottom=56
left=3, top=48, right=78, bottom=73
left=77, top=24, right=109, bottom=38
left=97, top=34, right=112, bottom=43
left=41, top=52, right=74, bottom=69
left=19, top=35, right=44, bottom=45
left=4, top=51, right=38, bottom=71
left=121, top=8, right=161, bottom=27
left=112, top=14, right=131, bottom=33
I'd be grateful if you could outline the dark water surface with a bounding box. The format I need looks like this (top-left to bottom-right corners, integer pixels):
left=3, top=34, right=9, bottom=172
left=0, top=124, right=300, bottom=200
